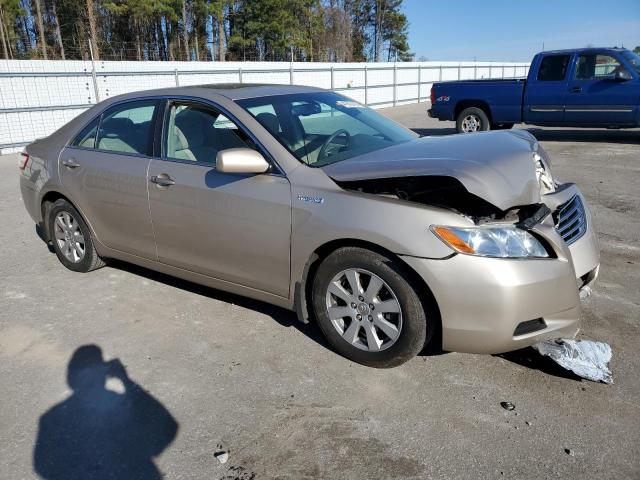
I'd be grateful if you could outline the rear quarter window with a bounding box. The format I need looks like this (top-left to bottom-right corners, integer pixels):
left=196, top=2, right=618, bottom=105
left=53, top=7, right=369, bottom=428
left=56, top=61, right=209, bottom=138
left=71, top=116, right=100, bottom=148
left=537, top=55, right=570, bottom=81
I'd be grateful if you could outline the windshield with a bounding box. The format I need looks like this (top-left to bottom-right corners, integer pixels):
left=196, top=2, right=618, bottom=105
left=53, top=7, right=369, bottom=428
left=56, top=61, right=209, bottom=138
left=237, top=92, right=416, bottom=167
left=621, top=50, right=640, bottom=74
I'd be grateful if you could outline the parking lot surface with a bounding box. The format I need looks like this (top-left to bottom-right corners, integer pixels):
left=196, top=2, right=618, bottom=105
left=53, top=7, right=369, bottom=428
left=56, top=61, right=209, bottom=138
left=1, top=102, right=639, bottom=479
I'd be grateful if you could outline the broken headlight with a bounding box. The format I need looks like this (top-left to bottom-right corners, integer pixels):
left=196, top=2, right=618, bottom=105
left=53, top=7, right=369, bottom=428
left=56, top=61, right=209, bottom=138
left=431, top=225, right=549, bottom=258
left=534, top=151, right=555, bottom=194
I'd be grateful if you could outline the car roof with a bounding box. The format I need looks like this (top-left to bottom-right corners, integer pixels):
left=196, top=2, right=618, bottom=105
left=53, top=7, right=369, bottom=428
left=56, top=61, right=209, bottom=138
left=102, top=83, right=326, bottom=104
left=539, top=47, right=629, bottom=55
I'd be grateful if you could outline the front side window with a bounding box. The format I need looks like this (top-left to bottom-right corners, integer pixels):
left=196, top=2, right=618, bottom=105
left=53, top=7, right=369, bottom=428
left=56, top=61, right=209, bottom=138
left=537, top=55, right=570, bottom=81
left=238, top=92, right=416, bottom=166
left=575, top=54, right=624, bottom=80
left=164, top=103, right=251, bottom=164
left=96, top=100, right=158, bottom=155
left=621, top=50, right=640, bottom=75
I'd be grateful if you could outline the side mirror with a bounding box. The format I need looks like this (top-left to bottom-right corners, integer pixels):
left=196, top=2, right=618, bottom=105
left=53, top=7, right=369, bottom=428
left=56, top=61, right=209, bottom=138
left=615, top=69, right=632, bottom=81
left=216, top=148, right=270, bottom=174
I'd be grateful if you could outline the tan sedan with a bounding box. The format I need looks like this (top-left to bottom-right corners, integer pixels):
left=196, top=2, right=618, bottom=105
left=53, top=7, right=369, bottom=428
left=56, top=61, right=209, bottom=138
left=19, top=85, right=600, bottom=367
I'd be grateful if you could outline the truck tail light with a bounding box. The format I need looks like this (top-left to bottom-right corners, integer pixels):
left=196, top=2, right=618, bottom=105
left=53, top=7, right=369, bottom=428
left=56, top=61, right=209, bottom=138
left=19, top=152, right=30, bottom=171
left=430, top=86, right=436, bottom=104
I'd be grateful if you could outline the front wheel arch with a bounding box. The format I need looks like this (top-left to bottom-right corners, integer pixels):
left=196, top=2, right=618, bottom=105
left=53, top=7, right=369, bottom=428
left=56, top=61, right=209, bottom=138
left=296, top=239, right=442, bottom=352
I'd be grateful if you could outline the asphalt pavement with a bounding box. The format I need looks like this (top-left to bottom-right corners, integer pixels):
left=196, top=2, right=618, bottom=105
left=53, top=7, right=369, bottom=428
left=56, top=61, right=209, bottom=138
left=1, top=103, right=638, bottom=479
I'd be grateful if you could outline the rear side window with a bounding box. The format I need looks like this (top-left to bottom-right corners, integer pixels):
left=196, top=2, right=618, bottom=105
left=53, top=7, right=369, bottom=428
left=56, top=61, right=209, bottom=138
left=537, top=55, right=570, bottom=81
left=71, top=116, right=100, bottom=148
left=96, top=100, right=158, bottom=155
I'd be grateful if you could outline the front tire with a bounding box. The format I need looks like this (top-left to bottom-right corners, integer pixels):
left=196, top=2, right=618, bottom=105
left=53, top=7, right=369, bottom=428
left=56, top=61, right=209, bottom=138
left=456, top=107, right=490, bottom=133
left=312, top=247, right=430, bottom=368
left=48, top=199, right=105, bottom=272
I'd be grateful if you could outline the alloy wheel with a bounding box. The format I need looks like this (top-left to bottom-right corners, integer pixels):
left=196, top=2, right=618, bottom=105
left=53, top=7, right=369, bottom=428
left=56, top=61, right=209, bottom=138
left=53, top=211, right=86, bottom=263
left=325, top=268, right=403, bottom=352
left=461, top=114, right=482, bottom=132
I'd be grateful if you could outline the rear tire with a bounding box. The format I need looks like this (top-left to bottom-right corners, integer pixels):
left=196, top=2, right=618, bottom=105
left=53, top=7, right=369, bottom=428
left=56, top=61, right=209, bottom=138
left=311, top=247, right=430, bottom=368
left=456, top=107, right=490, bottom=133
left=48, top=199, right=105, bottom=273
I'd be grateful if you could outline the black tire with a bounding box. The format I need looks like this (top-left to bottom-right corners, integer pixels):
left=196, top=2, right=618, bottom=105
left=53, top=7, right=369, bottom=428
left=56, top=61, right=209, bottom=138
left=492, top=123, right=514, bottom=130
left=311, top=247, right=431, bottom=368
left=48, top=199, right=105, bottom=272
left=456, top=107, right=490, bottom=133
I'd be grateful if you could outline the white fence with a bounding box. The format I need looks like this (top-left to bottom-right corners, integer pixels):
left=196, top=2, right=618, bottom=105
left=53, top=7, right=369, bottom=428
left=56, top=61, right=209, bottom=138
left=0, top=59, right=530, bottom=154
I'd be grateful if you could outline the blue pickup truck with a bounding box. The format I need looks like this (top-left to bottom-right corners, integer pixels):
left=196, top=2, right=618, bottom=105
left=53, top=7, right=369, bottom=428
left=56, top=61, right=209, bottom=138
left=428, top=47, right=640, bottom=133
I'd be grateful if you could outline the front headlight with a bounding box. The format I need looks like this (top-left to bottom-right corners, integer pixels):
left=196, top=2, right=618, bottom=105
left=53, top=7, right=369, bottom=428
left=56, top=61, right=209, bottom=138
left=431, top=225, right=549, bottom=258
left=534, top=151, right=555, bottom=194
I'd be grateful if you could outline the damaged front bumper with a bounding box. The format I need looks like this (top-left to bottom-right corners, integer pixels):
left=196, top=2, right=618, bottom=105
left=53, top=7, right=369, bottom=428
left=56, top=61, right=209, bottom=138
left=401, top=183, right=600, bottom=355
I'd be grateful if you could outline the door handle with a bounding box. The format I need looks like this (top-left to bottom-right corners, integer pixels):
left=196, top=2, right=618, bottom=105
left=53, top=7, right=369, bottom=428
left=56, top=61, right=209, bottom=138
left=62, top=158, right=80, bottom=169
left=570, top=86, right=582, bottom=93
left=150, top=174, right=175, bottom=187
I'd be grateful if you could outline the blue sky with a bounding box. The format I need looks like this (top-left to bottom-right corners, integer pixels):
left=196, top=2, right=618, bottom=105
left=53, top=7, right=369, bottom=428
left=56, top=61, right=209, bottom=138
left=402, top=0, right=640, bottom=61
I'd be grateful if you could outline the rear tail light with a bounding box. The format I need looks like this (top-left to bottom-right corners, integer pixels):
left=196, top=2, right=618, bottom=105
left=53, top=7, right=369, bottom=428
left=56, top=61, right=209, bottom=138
left=430, top=86, right=436, bottom=104
left=19, top=152, right=30, bottom=171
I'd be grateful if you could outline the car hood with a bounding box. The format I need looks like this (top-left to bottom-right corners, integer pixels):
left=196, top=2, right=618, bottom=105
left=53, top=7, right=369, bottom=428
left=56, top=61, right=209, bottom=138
left=322, top=130, right=541, bottom=211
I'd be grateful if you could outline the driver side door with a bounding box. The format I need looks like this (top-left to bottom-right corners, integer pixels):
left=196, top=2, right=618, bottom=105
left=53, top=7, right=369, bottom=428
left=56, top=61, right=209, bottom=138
left=147, top=99, right=292, bottom=297
left=564, top=52, right=638, bottom=125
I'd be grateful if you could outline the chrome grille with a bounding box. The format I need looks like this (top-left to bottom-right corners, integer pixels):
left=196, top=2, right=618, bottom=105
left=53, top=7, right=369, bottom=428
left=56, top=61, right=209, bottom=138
left=554, top=195, right=587, bottom=245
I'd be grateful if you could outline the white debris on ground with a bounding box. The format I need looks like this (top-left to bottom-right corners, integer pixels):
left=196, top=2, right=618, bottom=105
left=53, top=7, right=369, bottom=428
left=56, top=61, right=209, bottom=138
left=214, top=451, right=229, bottom=464
left=533, top=339, right=613, bottom=384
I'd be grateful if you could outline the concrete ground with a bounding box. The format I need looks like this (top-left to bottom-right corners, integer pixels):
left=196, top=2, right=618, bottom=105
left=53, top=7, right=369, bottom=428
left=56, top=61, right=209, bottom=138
left=1, top=103, right=638, bottom=479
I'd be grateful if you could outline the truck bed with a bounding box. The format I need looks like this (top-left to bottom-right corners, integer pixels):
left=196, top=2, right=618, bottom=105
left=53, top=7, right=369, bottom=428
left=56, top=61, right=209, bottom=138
left=430, top=79, right=526, bottom=124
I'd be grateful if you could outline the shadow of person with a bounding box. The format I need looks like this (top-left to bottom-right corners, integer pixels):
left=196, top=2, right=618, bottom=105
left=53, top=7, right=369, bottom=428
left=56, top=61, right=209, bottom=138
left=33, top=345, right=179, bottom=480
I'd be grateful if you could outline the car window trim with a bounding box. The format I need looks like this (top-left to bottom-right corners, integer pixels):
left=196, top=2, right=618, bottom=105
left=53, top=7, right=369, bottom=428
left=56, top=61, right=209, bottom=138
left=157, top=95, right=285, bottom=176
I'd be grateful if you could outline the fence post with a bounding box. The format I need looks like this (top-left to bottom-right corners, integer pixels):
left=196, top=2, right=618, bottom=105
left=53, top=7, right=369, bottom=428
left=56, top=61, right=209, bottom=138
left=439, top=65, right=442, bottom=81
left=174, top=69, right=179, bottom=86
left=364, top=65, right=368, bottom=106
left=88, top=39, right=100, bottom=102
left=474, top=64, right=477, bottom=79
left=289, top=62, right=293, bottom=85
left=238, top=67, right=243, bottom=84
left=501, top=65, right=505, bottom=78
left=458, top=64, right=461, bottom=80
left=392, top=62, right=397, bottom=106
left=417, top=66, right=421, bottom=102
left=330, top=66, right=334, bottom=90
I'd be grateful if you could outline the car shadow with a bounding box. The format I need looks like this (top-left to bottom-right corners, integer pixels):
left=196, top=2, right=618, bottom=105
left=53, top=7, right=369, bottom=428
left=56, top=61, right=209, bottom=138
left=524, top=128, right=640, bottom=144
left=107, top=260, right=451, bottom=360
left=35, top=224, right=55, bottom=253
left=411, top=126, right=640, bottom=144
left=496, top=347, right=583, bottom=382
left=33, top=344, right=179, bottom=479
left=107, top=260, right=333, bottom=353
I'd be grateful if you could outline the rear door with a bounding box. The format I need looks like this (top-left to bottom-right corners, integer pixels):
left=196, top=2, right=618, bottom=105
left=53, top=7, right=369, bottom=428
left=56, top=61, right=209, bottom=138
left=147, top=99, right=291, bottom=297
left=523, top=53, right=572, bottom=124
left=564, top=52, right=638, bottom=125
left=59, top=99, right=160, bottom=259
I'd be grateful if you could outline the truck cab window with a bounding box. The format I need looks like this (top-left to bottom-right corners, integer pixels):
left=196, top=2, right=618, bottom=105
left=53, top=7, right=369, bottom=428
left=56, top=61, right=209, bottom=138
left=537, top=55, right=570, bottom=81
left=575, top=54, right=624, bottom=80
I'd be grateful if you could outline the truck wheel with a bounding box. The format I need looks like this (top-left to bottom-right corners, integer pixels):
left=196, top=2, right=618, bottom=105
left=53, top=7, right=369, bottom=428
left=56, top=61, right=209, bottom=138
left=456, top=107, right=490, bottom=133
left=311, top=247, right=431, bottom=368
